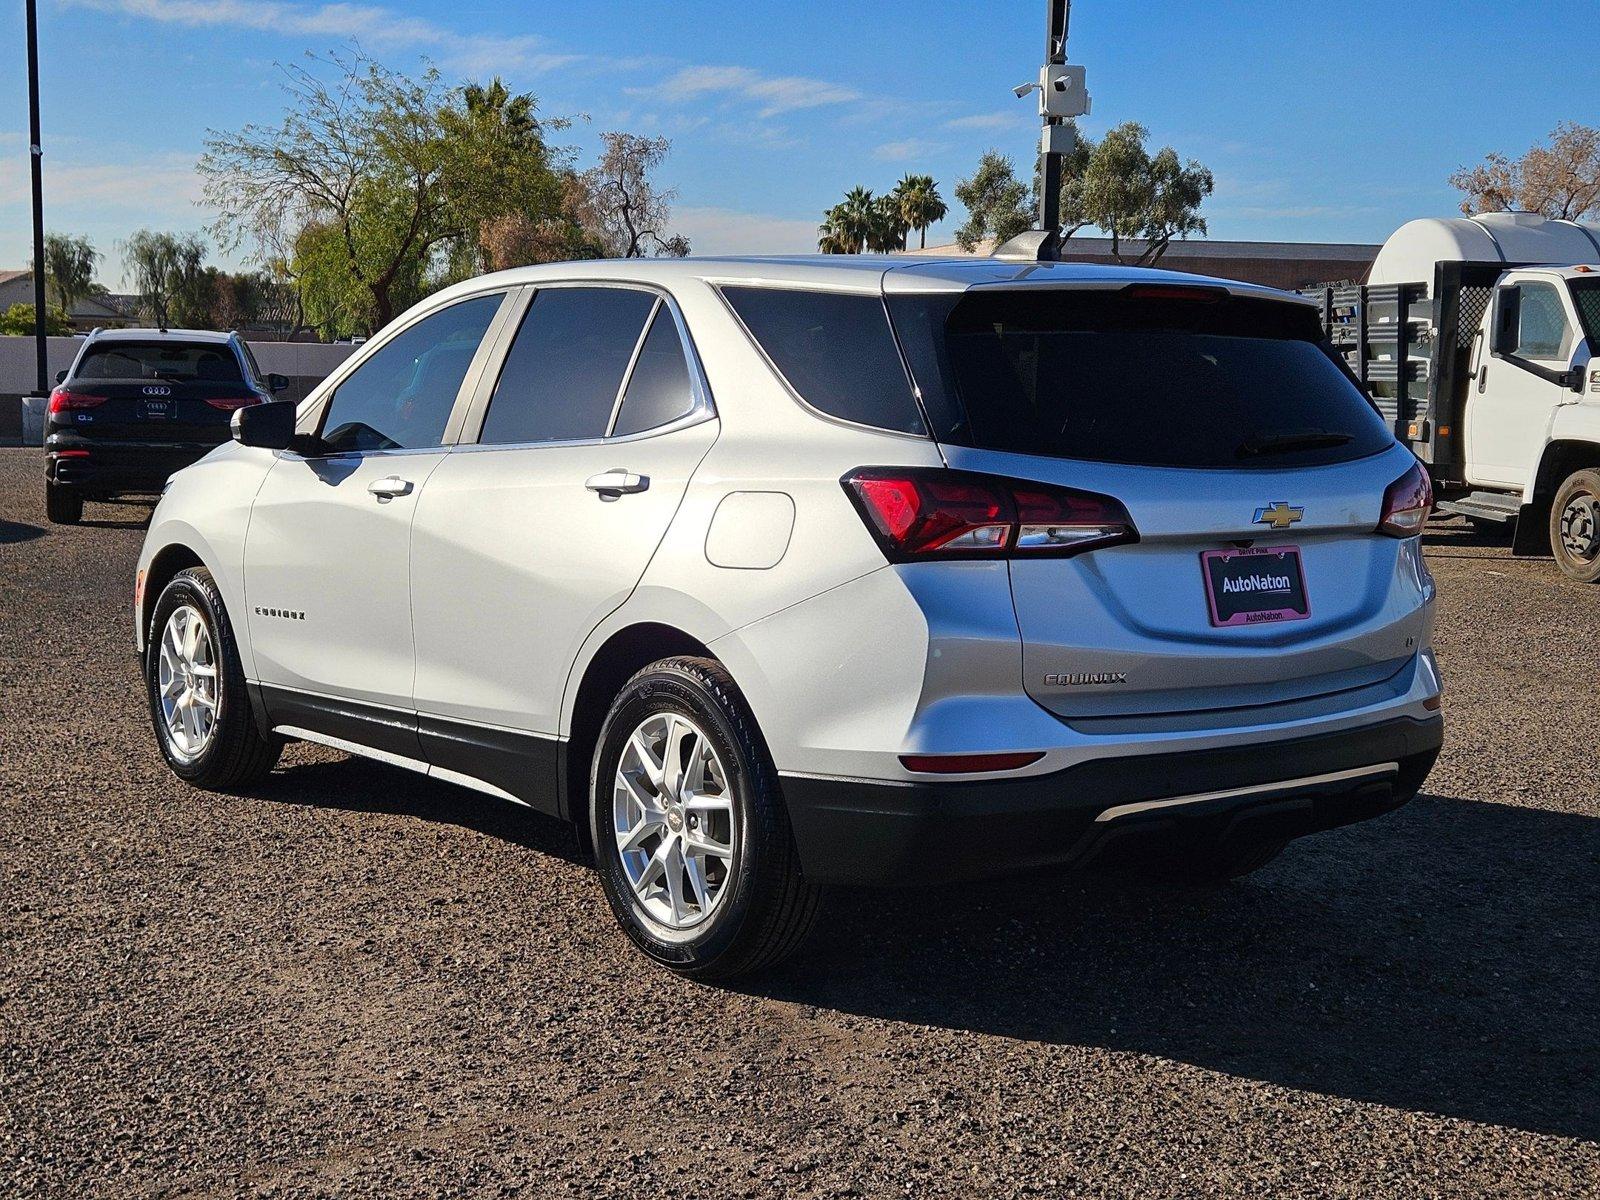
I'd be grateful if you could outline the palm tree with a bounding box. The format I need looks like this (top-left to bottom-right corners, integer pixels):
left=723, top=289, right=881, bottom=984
left=817, top=205, right=852, bottom=254
left=867, top=193, right=909, bottom=252
left=895, top=174, right=948, bottom=250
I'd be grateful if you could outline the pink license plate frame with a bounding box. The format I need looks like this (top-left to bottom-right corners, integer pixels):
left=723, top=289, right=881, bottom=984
left=1200, top=545, right=1310, bottom=628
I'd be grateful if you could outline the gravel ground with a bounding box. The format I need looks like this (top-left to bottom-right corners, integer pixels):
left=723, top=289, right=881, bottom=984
left=1, top=446, right=1597, bottom=1198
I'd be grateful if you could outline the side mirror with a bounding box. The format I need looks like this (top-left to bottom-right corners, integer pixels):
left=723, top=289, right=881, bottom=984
left=231, top=400, right=299, bottom=450
left=267, top=372, right=290, bottom=393
left=1490, top=286, right=1521, bottom=357
left=54, top=369, right=67, bottom=384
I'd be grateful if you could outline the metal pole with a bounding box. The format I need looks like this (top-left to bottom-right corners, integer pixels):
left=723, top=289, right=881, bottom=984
left=26, top=0, right=48, bottom=395
left=1037, top=0, right=1071, bottom=236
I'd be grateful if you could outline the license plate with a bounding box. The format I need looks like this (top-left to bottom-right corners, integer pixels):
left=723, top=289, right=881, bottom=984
left=140, top=399, right=173, bottom=420
left=1200, top=545, right=1310, bottom=627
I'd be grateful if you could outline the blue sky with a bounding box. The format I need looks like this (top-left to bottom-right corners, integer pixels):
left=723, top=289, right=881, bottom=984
left=1, top=0, right=1595, bottom=288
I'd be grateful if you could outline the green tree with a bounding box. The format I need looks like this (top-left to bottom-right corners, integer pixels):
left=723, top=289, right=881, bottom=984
left=894, top=174, right=947, bottom=250
left=120, top=230, right=207, bottom=328
left=818, top=185, right=878, bottom=254
left=33, top=233, right=100, bottom=313
left=201, top=52, right=571, bottom=333
left=1078, top=122, right=1213, bottom=265
left=0, top=303, right=72, bottom=336
left=867, top=193, right=909, bottom=252
left=953, top=151, right=1032, bottom=251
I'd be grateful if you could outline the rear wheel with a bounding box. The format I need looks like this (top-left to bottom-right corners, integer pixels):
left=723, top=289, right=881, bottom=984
left=145, top=566, right=282, bottom=789
left=1549, top=469, right=1600, bottom=583
left=589, top=657, right=821, bottom=979
left=45, top=481, right=82, bottom=525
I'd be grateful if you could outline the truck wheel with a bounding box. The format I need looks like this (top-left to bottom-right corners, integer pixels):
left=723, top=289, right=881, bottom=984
left=45, top=481, right=83, bottom=525
left=1549, top=469, right=1600, bottom=583
left=589, top=656, right=821, bottom=980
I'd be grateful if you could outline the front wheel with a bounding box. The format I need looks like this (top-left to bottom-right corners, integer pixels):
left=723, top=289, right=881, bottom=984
left=145, top=566, right=282, bottom=789
left=589, top=657, right=821, bottom=980
left=1549, top=468, right=1600, bottom=583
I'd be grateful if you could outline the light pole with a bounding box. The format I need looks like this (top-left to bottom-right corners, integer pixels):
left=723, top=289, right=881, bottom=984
left=1000, top=0, right=1091, bottom=262
left=25, top=0, right=48, bottom=395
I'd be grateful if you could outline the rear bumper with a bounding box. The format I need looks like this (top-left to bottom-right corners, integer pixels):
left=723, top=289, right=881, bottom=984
left=779, top=715, right=1443, bottom=885
left=46, top=435, right=220, bottom=495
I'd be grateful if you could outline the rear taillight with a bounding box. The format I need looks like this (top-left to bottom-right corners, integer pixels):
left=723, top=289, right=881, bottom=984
left=1377, top=461, right=1433, bottom=537
left=47, top=388, right=108, bottom=414
left=843, top=468, right=1138, bottom=561
left=204, top=396, right=261, bottom=411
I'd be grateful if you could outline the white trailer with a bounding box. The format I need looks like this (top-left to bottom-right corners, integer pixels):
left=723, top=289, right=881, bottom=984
left=1305, top=212, right=1600, bottom=581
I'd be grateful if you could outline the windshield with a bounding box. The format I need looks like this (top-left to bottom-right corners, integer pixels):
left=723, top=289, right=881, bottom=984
left=75, top=342, right=244, bottom=385
left=1569, top=279, right=1600, bottom=346
left=887, top=287, right=1396, bottom=470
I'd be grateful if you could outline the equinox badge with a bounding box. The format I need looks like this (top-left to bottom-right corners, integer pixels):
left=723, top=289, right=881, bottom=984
left=1253, top=501, right=1305, bottom=530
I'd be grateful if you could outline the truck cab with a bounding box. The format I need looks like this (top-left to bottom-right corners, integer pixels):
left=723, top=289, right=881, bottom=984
left=1306, top=213, right=1600, bottom=581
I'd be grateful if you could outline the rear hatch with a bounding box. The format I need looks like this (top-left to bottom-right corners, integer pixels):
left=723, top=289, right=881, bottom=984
left=56, top=340, right=256, bottom=443
left=886, top=279, right=1431, bottom=722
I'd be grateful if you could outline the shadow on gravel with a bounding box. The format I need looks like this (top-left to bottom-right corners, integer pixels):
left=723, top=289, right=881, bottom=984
left=254, top=756, right=587, bottom=865
left=0, top=519, right=46, bottom=543
left=758, top=793, right=1600, bottom=1143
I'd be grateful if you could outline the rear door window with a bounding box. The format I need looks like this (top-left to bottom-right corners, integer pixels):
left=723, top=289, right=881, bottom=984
left=889, top=287, right=1395, bottom=469
left=722, top=287, right=926, bottom=436
left=321, top=294, right=502, bottom=452
left=611, top=304, right=697, bottom=437
left=479, top=287, right=657, bottom=445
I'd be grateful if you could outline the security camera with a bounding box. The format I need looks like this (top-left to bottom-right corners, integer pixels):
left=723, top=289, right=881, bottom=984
left=1013, top=82, right=1038, bottom=99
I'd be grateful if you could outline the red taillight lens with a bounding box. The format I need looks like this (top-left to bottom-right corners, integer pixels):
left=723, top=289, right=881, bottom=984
left=204, top=396, right=261, bottom=411
left=47, top=388, right=108, bottom=414
left=1378, top=461, right=1433, bottom=537
left=843, top=468, right=1137, bottom=561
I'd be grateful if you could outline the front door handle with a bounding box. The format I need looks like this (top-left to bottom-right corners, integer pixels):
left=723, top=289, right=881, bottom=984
left=367, top=475, right=414, bottom=499
left=585, top=469, right=649, bottom=496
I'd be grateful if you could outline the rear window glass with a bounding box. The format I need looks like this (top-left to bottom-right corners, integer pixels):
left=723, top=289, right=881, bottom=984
left=888, top=288, right=1395, bottom=469
left=722, top=287, right=925, bottom=436
left=75, top=342, right=243, bottom=384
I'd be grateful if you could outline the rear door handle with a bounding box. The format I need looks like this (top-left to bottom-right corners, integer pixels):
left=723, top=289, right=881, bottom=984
left=367, top=475, right=414, bottom=499
left=585, top=469, right=649, bottom=496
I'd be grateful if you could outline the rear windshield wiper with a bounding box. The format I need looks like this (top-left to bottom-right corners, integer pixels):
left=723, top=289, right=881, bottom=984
left=1235, top=431, right=1353, bottom=458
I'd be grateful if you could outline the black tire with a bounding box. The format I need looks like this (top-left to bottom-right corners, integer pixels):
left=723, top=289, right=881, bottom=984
left=45, top=481, right=82, bottom=525
left=1140, top=837, right=1288, bottom=887
left=145, top=566, right=282, bottom=789
left=1549, top=468, right=1600, bottom=583
left=589, top=656, right=821, bottom=980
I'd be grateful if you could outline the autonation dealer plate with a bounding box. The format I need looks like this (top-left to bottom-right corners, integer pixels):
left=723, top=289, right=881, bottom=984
left=1200, top=545, right=1310, bottom=628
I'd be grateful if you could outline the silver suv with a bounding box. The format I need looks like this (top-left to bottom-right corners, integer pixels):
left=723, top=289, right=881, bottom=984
left=135, top=257, right=1443, bottom=977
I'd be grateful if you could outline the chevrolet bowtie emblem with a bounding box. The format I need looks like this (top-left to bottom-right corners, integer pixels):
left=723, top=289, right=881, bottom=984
left=1253, top=502, right=1305, bottom=530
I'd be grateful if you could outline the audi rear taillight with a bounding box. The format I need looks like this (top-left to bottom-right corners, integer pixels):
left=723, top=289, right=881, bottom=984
left=1377, top=461, right=1433, bottom=537
left=47, top=388, right=108, bottom=414
left=204, top=396, right=261, bottom=411
left=843, top=468, right=1137, bottom=562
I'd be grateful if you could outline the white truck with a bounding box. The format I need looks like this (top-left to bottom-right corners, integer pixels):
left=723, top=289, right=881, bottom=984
left=1304, top=212, right=1600, bottom=581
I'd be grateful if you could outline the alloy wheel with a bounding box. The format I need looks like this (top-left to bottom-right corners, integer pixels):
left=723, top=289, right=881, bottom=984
left=156, top=604, right=219, bottom=762
left=612, top=712, right=737, bottom=930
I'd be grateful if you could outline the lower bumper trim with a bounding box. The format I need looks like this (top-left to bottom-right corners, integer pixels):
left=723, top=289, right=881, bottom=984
left=779, top=716, right=1442, bottom=886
